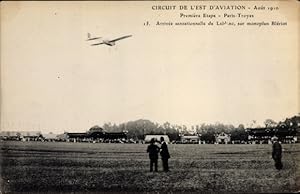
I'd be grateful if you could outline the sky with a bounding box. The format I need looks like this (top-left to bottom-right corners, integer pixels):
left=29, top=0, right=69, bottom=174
left=1, top=1, right=299, bottom=133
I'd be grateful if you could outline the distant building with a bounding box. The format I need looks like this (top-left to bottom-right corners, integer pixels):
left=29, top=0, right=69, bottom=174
left=42, top=133, right=59, bottom=142
left=0, top=131, right=42, bottom=141
left=246, top=115, right=300, bottom=144
left=56, top=133, right=67, bottom=141
left=64, top=126, right=127, bottom=142
left=215, top=132, right=231, bottom=144
left=247, top=126, right=298, bottom=144
left=0, top=131, right=20, bottom=141
left=65, top=132, right=89, bottom=142
left=144, top=135, right=170, bottom=143
left=180, top=135, right=200, bottom=144
left=246, top=127, right=273, bottom=143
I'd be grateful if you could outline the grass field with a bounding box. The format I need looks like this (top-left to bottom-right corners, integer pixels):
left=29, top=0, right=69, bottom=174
left=1, top=141, right=300, bottom=193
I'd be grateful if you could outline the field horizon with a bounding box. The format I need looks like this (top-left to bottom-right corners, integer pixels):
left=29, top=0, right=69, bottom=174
left=1, top=141, right=300, bottom=193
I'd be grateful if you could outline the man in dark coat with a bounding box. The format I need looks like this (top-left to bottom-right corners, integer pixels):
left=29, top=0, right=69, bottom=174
left=147, top=138, right=160, bottom=172
left=160, top=137, right=170, bottom=172
left=272, top=136, right=283, bottom=170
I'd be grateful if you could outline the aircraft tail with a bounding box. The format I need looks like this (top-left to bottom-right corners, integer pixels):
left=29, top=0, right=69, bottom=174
left=86, top=33, right=101, bottom=41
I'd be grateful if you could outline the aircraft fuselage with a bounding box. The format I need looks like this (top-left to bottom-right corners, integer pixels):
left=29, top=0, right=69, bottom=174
left=104, top=40, right=115, bottom=46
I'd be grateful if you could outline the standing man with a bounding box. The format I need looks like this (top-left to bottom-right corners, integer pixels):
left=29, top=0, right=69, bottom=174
left=160, top=137, right=170, bottom=172
left=147, top=138, right=160, bottom=172
left=272, top=136, right=283, bottom=170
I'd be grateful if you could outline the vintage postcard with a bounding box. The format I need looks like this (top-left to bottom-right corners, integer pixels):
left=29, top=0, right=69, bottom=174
left=0, top=0, right=299, bottom=193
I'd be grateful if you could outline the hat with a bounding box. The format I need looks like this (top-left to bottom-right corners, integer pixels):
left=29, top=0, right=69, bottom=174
left=271, top=136, right=278, bottom=141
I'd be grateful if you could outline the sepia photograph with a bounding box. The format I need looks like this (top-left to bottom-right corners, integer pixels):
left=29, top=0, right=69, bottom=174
left=0, top=1, right=299, bottom=193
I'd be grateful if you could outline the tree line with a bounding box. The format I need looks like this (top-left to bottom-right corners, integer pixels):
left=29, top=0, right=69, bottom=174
left=100, top=119, right=248, bottom=142
left=98, top=115, right=299, bottom=142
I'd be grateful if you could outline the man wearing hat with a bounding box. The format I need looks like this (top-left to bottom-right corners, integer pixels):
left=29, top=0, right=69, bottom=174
left=160, top=136, right=170, bottom=172
left=272, top=136, right=283, bottom=170
left=147, top=138, right=160, bottom=172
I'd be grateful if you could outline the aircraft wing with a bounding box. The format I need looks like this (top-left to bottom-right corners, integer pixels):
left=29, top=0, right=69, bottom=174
left=91, top=42, right=104, bottom=46
left=110, top=35, right=132, bottom=42
left=87, top=37, right=102, bottom=41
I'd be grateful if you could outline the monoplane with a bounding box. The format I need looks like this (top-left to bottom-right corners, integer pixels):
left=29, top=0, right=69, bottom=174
left=90, top=35, right=132, bottom=46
